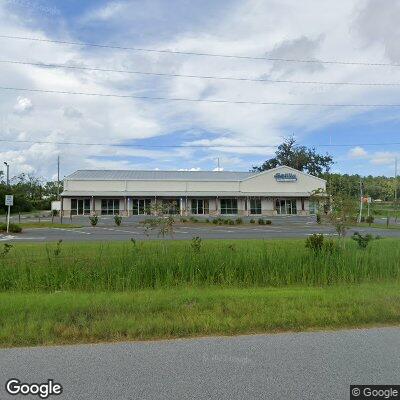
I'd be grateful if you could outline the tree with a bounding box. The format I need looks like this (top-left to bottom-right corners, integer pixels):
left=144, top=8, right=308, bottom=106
left=252, top=136, right=333, bottom=176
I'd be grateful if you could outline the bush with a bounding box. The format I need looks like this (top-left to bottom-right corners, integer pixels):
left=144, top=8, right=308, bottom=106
left=258, top=218, right=265, bottom=225
left=235, top=218, right=243, bottom=224
left=351, top=232, right=378, bottom=249
left=180, top=217, right=187, bottom=223
left=223, top=219, right=230, bottom=225
left=212, top=218, right=219, bottom=224
left=365, top=215, right=374, bottom=226
left=189, top=216, right=198, bottom=223
left=0, top=223, right=22, bottom=233
left=316, top=214, right=321, bottom=224
left=360, top=216, right=365, bottom=222
left=305, top=233, right=324, bottom=253
left=228, top=219, right=235, bottom=225
left=114, top=215, right=122, bottom=226
left=205, top=219, right=210, bottom=223
left=249, top=218, right=255, bottom=224
left=265, top=220, right=272, bottom=225
left=89, top=215, right=99, bottom=227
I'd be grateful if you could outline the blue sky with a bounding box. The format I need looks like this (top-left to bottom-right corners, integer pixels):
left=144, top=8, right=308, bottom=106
left=1, top=0, right=400, bottom=179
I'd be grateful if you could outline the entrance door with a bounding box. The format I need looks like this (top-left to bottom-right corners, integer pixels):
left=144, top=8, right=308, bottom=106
left=132, top=199, right=151, bottom=215
left=275, top=199, right=297, bottom=215
left=71, top=199, right=91, bottom=215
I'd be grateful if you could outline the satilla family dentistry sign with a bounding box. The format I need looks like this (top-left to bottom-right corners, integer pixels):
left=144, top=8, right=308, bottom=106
left=274, top=173, right=297, bottom=182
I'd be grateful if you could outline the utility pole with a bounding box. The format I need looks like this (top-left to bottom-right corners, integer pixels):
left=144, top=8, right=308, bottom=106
left=217, top=157, right=220, bottom=171
left=57, top=155, right=60, bottom=200
left=358, top=179, right=364, bottom=223
left=395, top=157, right=398, bottom=202
left=3, top=162, right=9, bottom=186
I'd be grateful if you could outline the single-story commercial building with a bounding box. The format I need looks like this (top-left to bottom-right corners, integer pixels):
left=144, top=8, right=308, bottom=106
left=60, top=165, right=326, bottom=217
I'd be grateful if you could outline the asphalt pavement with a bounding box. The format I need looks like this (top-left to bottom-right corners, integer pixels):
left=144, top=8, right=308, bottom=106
left=1, top=216, right=400, bottom=242
left=0, top=327, right=399, bottom=399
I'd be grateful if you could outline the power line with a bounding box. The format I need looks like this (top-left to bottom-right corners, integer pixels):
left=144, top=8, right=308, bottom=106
left=2, top=59, right=400, bottom=87
left=1, top=86, right=400, bottom=107
left=0, top=34, right=398, bottom=67
left=1, top=138, right=400, bottom=148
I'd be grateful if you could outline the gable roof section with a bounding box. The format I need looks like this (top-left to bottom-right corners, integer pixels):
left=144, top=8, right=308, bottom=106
left=241, top=165, right=326, bottom=183
left=65, top=169, right=257, bottom=182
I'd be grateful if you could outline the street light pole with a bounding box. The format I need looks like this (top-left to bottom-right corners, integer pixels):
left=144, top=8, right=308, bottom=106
left=3, top=162, right=9, bottom=186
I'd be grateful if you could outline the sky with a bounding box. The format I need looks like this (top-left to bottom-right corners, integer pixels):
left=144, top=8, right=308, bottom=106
left=1, top=0, right=400, bottom=180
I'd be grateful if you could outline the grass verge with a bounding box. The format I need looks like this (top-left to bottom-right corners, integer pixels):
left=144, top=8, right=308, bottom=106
left=20, top=222, right=83, bottom=229
left=1, top=283, right=399, bottom=348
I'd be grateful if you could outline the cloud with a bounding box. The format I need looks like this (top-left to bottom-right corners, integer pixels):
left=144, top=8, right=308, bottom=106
left=370, top=151, right=398, bottom=166
left=348, top=146, right=368, bottom=158
left=13, top=97, right=33, bottom=114
left=63, top=107, right=83, bottom=119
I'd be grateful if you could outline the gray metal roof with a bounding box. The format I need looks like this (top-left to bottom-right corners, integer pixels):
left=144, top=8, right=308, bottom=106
left=65, top=170, right=257, bottom=181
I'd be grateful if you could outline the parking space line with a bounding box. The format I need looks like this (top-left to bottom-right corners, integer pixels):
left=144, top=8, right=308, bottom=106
left=52, top=228, right=92, bottom=235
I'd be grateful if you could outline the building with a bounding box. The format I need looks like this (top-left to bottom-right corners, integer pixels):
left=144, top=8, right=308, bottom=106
left=60, top=165, right=326, bottom=217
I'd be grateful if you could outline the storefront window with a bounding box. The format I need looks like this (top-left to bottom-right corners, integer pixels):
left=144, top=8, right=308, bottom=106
left=250, top=198, right=262, bottom=214
left=101, top=199, right=120, bottom=215
left=220, top=199, right=238, bottom=215
left=275, top=199, right=297, bottom=215
left=191, top=199, right=209, bottom=215
left=70, top=198, right=91, bottom=215
left=132, top=199, right=151, bottom=215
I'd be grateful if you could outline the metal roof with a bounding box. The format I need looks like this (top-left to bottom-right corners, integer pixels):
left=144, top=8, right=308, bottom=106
left=65, top=170, right=257, bottom=181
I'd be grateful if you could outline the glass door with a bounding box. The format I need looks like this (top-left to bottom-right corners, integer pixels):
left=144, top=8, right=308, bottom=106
left=275, top=199, right=297, bottom=215
left=71, top=199, right=91, bottom=215
left=132, top=199, right=151, bottom=215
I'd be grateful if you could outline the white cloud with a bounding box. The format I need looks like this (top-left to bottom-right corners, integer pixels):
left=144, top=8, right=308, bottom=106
left=348, top=146, right=368, bottom=158
left=370, top=151, right=398, bottom=166
left=13, top=97, right=33, bottom=114
left=2, top=0, right=400, bottom=177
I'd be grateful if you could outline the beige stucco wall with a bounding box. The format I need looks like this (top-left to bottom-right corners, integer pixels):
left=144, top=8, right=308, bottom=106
left=240, top=166, right=325, bottom=194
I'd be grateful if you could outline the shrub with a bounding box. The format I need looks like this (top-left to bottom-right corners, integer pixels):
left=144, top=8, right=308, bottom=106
left=0, top=223, right=22, bottom=233
left=212, top=218, right=219, bottom=224
left=305, top=233, right=324, bottom=253
left=258, top=218, right=265, bottom=225
left=205, top=219, right=210, bottom=223
left=360, top=216, right=365, bottom=222
left=235, top=218, right=243, bottom=224
left=191, top=236, right=202, bottom=253
left=265, top=220, right=272, bottom=225
left=89, top=215, right=99, bottom=227
left=228, top=219, right=235, bottom=225
left=114, top=215, right=122, bottom=226
left=316, top=213, right=321, bottom=224
left=189, top=216, right=198, bottom=223
left=351, top=232, right=378, bottom=249
left=223, top=219, right=230, bottom=225
left=365, top=215, right=374, bottom=226
left=249, top=218, right=255, bottom=224
left=180, top=217, right=187, bottom=223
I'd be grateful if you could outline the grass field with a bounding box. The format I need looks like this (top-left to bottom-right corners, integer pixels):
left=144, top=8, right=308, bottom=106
left=1, top=284, right=399, bottom=347
left=1, top=238, right=399, bottom=347
left=1, top=239, right=399, bottom=291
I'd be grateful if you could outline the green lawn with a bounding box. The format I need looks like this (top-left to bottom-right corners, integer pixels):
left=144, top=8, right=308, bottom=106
left=20, top=222, right=83, bottom=229
left=1, top=239, right=399, bottom=348
left=1, top=284, right=399, bottom=347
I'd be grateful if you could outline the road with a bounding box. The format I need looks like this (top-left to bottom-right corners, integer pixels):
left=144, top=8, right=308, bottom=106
left=1, top=218, right=400, bottom=242
left=0, top=327, right=399, bottom=399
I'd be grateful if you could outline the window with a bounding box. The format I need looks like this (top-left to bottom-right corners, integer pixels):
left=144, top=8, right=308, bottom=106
left=162, top=199, right=180, bottom=214
left=101, top=199, right=120, bottom=215
left=220, top=199, right=238, bottom=215
left=132, top=199, right=151, bottom=215
left=250, top=198, right=262, bottom=214
left=275, top=199, right=297, bottom=215
left=191, top=199, right=209, bottom=215
left=70, top=199, right=90, bottom=215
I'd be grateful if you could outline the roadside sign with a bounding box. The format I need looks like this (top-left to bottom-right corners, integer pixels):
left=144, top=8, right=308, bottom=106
left=5, top=195, right=13, bottom=206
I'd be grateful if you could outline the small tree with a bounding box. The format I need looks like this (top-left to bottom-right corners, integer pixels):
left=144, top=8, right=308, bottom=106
left=89, top=214, right=99, bottom=227
left=143, top=201, right=176, bottom=238
left=114, top=215, right=122, bottom=226
left=365, top=215, right=374, bottom=227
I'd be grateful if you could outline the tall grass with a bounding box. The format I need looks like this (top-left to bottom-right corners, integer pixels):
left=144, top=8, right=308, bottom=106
left=1, top=239, right=400, bottom=291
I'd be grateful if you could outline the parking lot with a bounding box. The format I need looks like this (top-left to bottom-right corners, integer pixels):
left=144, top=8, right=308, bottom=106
left=1, top=215, right=400, bottom=242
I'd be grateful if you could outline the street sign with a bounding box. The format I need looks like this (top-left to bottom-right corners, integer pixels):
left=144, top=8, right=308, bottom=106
left=5, top=195, right=13, bottom=206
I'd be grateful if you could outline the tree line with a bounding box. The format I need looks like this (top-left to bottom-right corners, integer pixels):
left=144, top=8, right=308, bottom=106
left=0, top=171, right=62, bottom=214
